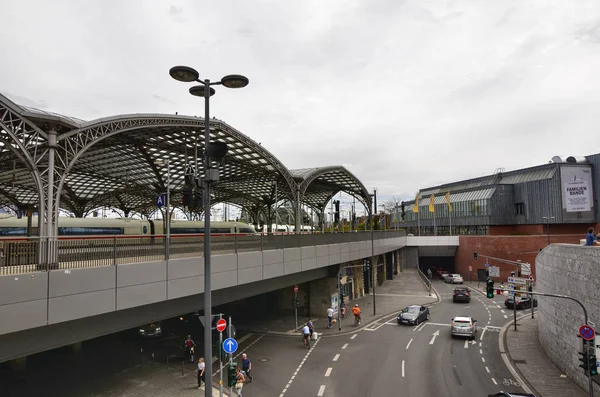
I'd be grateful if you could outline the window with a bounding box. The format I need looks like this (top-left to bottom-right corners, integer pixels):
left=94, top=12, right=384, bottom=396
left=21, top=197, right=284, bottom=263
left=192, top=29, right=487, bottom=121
left=58, top=227, right=124, bottom=235
left=0, top=227, right=27, bottom=236
left=143, top=226, right=148, bottom=234
left=514, top=203, right=525, bottom=215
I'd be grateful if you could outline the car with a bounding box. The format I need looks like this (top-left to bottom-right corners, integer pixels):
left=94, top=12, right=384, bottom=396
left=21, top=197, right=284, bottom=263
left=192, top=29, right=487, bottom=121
left=505, top=297, right=538, bottom=310
left=138, top=321, right=162, bottom=338
left=452, top=287, right=470, bottom=303
left=488, top=392, right=537, bottom=397
left=439, top=270, right=450, bottom=280
left=443, top=273, right=454, bottom=283
left=450, top=316, right=478, bottom=339
left=397, top=305, right=430, bottom=325
left=450, top=274, right=463, bottom=284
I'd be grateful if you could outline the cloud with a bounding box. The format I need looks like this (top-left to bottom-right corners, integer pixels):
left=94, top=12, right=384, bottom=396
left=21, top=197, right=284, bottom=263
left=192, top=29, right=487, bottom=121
left=1, top=0, right=600, bottom=208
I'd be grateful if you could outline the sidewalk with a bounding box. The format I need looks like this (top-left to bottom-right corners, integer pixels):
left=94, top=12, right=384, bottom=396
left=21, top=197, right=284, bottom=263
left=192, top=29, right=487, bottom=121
left=238, top=269, right=439, bottom=336
left=462, top=280, right=588, bottom=396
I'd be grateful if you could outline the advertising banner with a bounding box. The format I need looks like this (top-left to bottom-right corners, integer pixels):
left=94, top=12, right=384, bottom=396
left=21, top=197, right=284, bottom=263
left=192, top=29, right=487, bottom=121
left=561, top=166, right=593, bottom=212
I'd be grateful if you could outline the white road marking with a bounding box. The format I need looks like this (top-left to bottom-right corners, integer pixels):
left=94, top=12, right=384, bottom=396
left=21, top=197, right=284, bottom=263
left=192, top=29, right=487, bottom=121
left=504, top=315, right=508, bottom=319
left=486, top=325, right=502, bottom=330
left=482, top=357, right=486, bottom=363
left=429, top=330, right=440, bottom=345
left=318, top=385, right=326, bottom=396
left=325, top=367, right=332, bottom=377
left=500, top=310, right=505, bottom=314
left=333, top=354, right=340, bottom=361
left=406, top=338, right=413, bottom=350
left=416, top=322, right=428, bottom=332
left=402, top=360, right=405, bottom=377
left=492, top=378, right=497, bottom=385
left=479, top=342, right=482, bottom=347
left=480, top=328, right=486, bottom=341
left=342, top=343, right=349, bottom=350
left=464, top=339, right=469, bottom=349
left=351, top=334, right=358, bottom=340
left=485, top=366, right=490, bottom=373
left=424, top=322, right=451, bottom=327
left=278, top=337, right=320, bottom=396
left=480, top=349, right=483, bottom=354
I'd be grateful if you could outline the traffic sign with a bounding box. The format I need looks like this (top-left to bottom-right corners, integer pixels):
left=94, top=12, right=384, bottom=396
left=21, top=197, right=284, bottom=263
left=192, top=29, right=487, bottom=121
left=579, top=325, right=596, bottom=341
left=489, top=266, right=500, bottom=277
left=521, top=262, right=531, bottom=276
left=216, top=318, right=227, bottom=333
left=507, top=276, right=528, bottom=285
left=223, top=338, right=238, bottom=354
left=294, top=285, right=298, bottom=293
left=484, top=262, right=489, bottom=268
left=156, top=194, right=166, bottom=208
left=468, top=266, right=472, bottom=272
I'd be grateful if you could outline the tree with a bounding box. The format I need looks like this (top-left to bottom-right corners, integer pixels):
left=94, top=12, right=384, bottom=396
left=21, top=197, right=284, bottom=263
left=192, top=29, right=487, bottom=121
left=381, top=197, right=401, bottom=214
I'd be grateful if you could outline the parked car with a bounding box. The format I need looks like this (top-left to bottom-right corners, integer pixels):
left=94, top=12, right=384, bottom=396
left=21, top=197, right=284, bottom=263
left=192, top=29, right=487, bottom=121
left=505, top=297, right=538, bottom=310
left=450, top=316, right=478, bottom=339
left=138, top=321, right=163, bottom=339
left=452, top=287, right=470, bottom=303
left=439, top=270, right=450, bottom=280
left=443, top=273, right=454, bottom=283
left=397, top=305, right=430, bottom=325
left=450, top=274, right=464, bottom=284
left=488, top=392, right=537, bottom=397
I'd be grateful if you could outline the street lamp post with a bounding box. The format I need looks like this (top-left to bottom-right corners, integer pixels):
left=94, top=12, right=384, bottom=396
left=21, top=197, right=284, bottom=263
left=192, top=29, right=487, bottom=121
left=170, top=66, right=248, bottom=397
left=542, top=216, right=555, bottom=246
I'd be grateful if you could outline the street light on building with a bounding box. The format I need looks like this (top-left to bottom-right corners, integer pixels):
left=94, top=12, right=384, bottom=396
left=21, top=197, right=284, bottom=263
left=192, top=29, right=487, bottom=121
left=170, top=66, right=248, bottom=397
left=542, top=216, right=555, bottom=246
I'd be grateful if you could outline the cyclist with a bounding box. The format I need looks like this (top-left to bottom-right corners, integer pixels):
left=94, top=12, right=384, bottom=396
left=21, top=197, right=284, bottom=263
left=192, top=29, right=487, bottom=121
left=352, top=304, right=361, bottom=325
left=301, top=323, right=311, bottom=348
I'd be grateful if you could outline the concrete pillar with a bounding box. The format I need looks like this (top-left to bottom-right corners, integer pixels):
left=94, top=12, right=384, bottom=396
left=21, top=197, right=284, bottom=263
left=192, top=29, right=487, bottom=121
left=309, top=277, right=337, bottom=317
left=10, top=356, right=27, bottom=371
left=382, top=254, right=387, bottom=281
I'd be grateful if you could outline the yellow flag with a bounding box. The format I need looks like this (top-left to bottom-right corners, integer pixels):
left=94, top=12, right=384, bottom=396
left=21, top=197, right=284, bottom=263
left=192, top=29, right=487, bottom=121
left=445, top=192, right=453, bottom=212
left=413, top=193, right=419, bottom=213
left=429, top=194, right=435, bottom=213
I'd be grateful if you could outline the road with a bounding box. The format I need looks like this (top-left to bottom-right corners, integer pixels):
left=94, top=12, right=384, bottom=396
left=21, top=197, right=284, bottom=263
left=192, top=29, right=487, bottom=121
left=258, top=279, right=528, bottom=396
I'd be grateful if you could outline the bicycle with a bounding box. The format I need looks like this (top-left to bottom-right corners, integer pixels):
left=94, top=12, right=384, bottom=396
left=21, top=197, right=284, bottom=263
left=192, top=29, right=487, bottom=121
left=301, top=333, right=310, bottom=349
left=354, top=314, right=361, bottom=326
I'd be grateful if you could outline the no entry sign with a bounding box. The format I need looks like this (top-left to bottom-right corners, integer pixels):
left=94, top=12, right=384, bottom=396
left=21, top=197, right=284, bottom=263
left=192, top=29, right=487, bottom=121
left=216, top=318, right=227, bottom=333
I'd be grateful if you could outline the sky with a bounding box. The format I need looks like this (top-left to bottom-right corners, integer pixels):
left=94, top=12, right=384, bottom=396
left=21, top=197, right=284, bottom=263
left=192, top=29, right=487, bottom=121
left=2, top=0, right=600, bottom=213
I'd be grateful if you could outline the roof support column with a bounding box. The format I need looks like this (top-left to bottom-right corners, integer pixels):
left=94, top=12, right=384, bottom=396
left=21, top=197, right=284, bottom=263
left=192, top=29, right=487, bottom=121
left=295, top=189, right=302, bottom=234
left=45, top=129, right=59, bottom=268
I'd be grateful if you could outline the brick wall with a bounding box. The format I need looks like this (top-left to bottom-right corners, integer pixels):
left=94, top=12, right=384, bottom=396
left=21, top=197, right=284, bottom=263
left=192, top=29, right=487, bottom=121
left=489, top=224, right=598, bottom=235
left=455, top=235, right=583, bottom=281
left=536, top=244, right=600, bottom=394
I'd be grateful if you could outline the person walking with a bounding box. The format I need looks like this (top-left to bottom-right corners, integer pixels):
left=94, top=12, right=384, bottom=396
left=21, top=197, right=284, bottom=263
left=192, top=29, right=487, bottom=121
left=197, top=357, right=205, bottom=389
left=585, top=227, right=596, bottom=246
left=307, top=320, right=314, bottom=337
left=234, top=366, right=245, bottom=396
left=327, top=306, right=334, bottom=329
left=241, top=353, right=253, bottom=382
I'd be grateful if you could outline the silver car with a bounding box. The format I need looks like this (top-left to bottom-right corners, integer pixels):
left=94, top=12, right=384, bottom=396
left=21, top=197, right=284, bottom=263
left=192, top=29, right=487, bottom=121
left=450, top=316, right=478, bottom=339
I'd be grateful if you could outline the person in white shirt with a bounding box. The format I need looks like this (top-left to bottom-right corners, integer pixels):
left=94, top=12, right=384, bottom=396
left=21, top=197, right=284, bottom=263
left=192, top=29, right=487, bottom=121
left=301, top=324, right=311, bottom=347
left=327, top=307, right=334, bottom=328
left=197, top=357, right=205, bottom=389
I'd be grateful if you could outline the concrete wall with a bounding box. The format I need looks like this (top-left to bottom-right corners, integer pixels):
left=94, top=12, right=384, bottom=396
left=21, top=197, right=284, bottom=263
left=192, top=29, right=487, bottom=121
left=403, top=247, right=419, bottom=269
left=309, top=277, right=337, bottom=319
left=536, top=244, right=600, bottom=394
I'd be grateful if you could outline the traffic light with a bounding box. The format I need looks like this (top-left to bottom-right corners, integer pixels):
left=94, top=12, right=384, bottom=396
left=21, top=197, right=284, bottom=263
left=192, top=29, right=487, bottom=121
left=334, top=200, right=340, bottom=223
left=486, top=278, right=494, bottom=299
left=227, top=364, right=237, bottom=387
left=474, top=252, right=478, bottom=260
left=590, top=353, right=598, bottom=376
left=579, top=350, right=589, bottom=371
left=295, top=298, right=300, bottom=307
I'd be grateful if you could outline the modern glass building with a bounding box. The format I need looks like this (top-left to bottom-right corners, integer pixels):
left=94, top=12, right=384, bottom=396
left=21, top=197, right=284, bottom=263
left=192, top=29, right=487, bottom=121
left=397, top=153, right=600, bottom=236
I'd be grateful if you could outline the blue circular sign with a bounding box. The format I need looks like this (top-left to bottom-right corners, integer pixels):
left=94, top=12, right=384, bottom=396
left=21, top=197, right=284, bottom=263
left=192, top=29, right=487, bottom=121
left=223, top=337, right=238, bottom=354
left=579, top=325, right=596, bottom=341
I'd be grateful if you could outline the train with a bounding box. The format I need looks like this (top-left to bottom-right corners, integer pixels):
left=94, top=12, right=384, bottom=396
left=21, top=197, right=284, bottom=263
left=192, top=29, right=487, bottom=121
left=0, top=213, right=257, bottom=237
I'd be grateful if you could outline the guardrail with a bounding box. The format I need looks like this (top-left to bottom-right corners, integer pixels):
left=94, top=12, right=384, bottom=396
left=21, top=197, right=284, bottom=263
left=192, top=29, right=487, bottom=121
left=0, top=230, right=406, bottom=275
left=416, top=266, right=432, bottom=296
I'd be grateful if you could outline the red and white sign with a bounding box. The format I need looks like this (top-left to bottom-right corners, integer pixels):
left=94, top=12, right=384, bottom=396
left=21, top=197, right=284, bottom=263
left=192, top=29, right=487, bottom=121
left=294, top=285, right=299, bottom=293
left=468, top=266, right=473, bottom=272
left=216, top=319, right=227, bottom=333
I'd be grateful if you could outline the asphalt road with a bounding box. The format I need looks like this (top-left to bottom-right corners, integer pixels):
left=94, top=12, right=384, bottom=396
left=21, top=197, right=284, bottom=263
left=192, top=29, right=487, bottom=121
left=262, top=279, right=529, bottom=397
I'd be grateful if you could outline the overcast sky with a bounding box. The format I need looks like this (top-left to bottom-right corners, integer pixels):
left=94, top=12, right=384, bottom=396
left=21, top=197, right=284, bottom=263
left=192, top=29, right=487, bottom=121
left=2, top=0, right=600, bottom=210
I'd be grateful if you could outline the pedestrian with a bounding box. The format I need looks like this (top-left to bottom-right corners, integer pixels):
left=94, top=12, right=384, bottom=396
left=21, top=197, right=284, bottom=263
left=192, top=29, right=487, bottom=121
left=197, top=357, right=205, bottom=389
left=327, top=306, right=334, bottom=329
left=585, top=227, right=596, bottom=246
left=241, top=353, right=253, bottom=382
left=307, top=320, right=314, bottom=336
left=235, top=366, right=245, bottom=396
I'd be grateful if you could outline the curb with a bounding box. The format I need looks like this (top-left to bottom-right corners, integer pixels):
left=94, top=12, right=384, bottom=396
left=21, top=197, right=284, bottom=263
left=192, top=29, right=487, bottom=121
left=498, top=312, right=537, bottom=396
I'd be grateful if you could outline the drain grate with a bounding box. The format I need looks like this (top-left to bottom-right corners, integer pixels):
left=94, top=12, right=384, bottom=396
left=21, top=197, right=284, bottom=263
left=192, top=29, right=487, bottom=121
left=513, top=359, right=527, bottom=364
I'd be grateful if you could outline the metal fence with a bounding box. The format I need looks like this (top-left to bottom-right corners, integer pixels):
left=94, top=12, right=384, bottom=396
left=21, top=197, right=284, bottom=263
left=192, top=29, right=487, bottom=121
left=0, top=230, right=406, bottom=275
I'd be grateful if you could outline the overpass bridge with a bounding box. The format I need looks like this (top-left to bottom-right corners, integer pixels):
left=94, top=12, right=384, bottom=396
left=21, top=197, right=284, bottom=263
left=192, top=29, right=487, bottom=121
left=0, top=232, right=459, bottom=362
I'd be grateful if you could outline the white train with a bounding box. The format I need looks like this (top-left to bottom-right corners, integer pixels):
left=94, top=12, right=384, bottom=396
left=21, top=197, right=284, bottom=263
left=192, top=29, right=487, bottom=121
left=0, top=214, right=257, bottom=237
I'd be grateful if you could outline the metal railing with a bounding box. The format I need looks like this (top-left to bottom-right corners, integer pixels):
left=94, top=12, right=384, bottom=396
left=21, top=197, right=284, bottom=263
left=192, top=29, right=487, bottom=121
left=0, top=230, right=406, bottom=275
left=417, top=265, right=432, bottom=296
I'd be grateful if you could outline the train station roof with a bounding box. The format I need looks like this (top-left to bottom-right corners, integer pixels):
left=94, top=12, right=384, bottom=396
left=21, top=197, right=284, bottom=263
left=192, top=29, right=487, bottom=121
left=0, top=93, right=371, bottom=217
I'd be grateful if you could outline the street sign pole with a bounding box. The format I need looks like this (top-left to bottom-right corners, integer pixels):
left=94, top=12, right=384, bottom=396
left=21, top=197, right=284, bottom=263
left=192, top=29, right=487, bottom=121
left=294, top=285, right=298, bottom=331
left=219, top=313, right=223, bottom=397
left=228, top=316, right=232, bottom=397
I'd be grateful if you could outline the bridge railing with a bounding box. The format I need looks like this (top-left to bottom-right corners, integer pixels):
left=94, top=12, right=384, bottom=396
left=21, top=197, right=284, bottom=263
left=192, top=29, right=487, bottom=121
left=0, top=230, right=406, bottom=274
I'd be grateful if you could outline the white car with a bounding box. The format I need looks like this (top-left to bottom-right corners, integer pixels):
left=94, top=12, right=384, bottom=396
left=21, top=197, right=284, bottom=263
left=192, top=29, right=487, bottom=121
left=443, top=273, right=454, bottom=283
left=450, top=274, right=463, bottom=284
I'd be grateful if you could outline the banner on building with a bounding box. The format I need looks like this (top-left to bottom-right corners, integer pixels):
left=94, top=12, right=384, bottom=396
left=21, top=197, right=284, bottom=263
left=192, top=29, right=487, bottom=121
left=561, top=166, right=593, bottom=212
